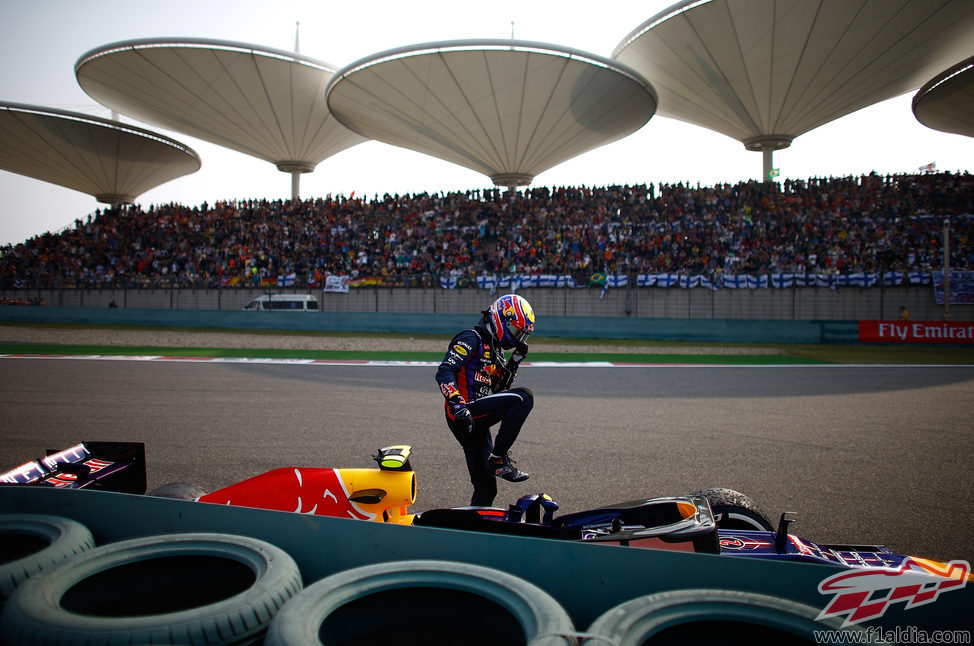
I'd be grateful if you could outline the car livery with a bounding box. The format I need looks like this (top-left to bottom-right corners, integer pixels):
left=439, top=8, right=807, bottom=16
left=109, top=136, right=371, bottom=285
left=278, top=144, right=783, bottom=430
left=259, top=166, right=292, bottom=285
left=0, top=442, right=145, bottom=494
left=3, top=442, right=970, bottom=591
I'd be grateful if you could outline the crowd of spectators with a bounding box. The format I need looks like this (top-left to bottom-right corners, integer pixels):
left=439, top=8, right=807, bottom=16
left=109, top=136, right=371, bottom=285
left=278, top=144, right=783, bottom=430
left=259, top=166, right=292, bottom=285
left=1, top=172, right=971, bottom=289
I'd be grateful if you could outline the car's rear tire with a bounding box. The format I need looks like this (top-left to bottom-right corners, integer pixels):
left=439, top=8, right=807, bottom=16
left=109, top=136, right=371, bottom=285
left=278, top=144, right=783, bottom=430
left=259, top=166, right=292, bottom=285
left=692, top=488, right=775, bottom=531
left=146, top=482, right=209, bottom=500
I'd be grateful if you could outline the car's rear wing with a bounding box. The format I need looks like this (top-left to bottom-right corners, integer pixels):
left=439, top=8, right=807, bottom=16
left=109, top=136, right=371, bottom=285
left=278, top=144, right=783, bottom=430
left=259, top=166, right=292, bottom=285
left=0, top=441, right=146, bottom=494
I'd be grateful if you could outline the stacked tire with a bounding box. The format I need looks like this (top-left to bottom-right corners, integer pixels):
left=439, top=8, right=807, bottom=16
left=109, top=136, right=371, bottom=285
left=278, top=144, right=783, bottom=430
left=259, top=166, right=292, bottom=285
left=581, top=589, right=859, bottom=645
left=1, top=514, right=95, bottom=603
left=265, top=560, right=577, bottom=646
left=0, top=527, right=302, bottom=645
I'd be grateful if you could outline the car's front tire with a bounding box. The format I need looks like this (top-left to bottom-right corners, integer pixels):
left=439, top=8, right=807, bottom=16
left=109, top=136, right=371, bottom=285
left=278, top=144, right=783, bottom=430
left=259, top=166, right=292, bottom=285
left=693, top=487, right=775, bottom=531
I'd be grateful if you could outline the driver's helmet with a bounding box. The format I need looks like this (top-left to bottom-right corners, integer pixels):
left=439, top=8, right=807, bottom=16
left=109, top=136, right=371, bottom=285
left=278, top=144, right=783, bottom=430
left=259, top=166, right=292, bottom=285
left=486, top=294, right=535, bottom=349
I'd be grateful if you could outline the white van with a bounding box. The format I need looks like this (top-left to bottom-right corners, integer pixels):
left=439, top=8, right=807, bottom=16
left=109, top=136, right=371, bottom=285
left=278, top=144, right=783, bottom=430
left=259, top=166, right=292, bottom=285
left=243, top=294, right=319, bottom=311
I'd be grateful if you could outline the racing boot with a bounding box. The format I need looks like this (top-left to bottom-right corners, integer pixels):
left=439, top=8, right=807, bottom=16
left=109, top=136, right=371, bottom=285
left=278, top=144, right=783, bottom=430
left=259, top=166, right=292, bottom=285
left=488, top=453, right=529, bottom=482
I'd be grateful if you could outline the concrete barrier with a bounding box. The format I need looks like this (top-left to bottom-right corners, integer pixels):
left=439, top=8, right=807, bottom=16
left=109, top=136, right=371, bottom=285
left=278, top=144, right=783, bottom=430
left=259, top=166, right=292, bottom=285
left=0, top=305, right=858, bottom=344
left=1, top=284, right=961, bottom=321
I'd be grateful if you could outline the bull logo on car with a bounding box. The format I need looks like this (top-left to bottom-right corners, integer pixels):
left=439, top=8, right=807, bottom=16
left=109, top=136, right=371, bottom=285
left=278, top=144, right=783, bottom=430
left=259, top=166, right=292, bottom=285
left=199, top=467, right=373, bottom=521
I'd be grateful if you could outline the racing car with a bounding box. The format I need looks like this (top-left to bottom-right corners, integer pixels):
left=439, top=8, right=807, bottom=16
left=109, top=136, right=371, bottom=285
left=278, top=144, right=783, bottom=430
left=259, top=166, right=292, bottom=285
left=2, top=441, right=969, bottom=584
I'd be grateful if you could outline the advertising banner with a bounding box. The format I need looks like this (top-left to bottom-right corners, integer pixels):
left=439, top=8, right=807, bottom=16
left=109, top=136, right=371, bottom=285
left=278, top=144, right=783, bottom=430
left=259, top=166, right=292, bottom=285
left=859, top=320, right=974, bottom=344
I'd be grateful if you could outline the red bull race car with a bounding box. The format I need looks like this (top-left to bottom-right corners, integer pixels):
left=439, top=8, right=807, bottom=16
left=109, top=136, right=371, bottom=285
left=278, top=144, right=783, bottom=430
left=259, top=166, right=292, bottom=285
left=2, top=439, right=970, bottom=609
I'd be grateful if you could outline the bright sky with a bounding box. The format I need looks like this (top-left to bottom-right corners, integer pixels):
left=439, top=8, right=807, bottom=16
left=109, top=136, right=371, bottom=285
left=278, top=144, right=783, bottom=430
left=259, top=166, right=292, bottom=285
left=2, top=0, right=973, bottom=246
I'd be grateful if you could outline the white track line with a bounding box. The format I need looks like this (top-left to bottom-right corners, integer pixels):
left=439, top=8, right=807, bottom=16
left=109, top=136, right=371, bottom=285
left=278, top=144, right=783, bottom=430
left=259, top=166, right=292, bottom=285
left=2, top=353, right=966, bottom=368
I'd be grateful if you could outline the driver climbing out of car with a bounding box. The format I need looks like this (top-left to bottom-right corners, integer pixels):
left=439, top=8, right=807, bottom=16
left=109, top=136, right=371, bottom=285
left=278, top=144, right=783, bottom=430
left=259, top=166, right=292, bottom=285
left=435, top=293, right=535, bottom=507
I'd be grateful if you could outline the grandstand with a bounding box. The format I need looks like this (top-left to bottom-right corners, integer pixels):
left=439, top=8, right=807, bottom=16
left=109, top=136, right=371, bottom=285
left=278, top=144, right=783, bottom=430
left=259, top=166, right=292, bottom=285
left=2, top=2, right=974, bottom=325
left=1, top=172, right=970, bottom=321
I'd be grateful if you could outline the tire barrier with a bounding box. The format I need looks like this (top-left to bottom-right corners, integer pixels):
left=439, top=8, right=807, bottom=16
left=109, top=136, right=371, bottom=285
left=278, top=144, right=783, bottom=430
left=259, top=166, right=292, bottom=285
left=581, top=588, right=860, bottom=645
left=0, top=532, right=302, bottom=645
left=264, top=559, right=578, bottom=646
left=0, top=514, right=95, bottom=603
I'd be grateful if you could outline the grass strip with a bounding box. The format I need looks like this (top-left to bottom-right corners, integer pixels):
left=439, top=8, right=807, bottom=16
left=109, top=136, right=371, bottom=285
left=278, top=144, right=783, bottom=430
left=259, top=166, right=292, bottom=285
left=3, top=322, right=974, bottom=364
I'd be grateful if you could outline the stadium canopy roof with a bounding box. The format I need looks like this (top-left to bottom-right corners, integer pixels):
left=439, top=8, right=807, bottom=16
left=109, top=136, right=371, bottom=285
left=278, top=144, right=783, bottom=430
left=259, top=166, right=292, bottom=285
left=613, top=0, right=974, bottom=180
left=912, top=55, right=974, bottom=139
left=325, top=39, right=658, bottom=192
left=0, top=102, right=200, bottom=206
left=75, top=37, right=367, bottom=199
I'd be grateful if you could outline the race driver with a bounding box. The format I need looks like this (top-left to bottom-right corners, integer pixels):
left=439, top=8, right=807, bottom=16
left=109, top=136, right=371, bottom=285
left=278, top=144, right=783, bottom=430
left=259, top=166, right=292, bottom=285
left=435, top=293, right=535, bottom=507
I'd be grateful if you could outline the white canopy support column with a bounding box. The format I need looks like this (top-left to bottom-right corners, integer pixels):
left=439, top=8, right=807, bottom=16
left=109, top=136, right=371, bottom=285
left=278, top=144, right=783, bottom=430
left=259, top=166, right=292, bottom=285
left=743, top=136, right=792, bottom=182
left=492, top=173, right=533, bottom=197
left=277, top=162, right=315, bottom=200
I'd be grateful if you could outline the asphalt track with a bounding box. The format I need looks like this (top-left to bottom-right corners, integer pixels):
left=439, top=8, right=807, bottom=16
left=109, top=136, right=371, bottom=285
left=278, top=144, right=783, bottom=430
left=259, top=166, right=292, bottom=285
left=1, top=357, right=972, bottom=563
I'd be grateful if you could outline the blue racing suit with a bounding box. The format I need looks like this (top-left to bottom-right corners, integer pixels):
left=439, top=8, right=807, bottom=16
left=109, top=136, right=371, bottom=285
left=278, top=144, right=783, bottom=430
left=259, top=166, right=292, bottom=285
left=435, top=324, right=533, bottom=506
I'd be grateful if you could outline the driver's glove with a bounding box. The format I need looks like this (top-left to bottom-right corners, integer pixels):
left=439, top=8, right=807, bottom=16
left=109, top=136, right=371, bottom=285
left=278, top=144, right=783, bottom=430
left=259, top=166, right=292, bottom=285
left=449, top=398, right=474, bottom=435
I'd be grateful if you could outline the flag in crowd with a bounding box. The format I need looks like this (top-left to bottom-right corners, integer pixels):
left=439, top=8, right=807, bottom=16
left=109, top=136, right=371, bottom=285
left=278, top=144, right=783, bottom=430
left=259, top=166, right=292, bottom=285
left=366, top=271, right=939, bottom=293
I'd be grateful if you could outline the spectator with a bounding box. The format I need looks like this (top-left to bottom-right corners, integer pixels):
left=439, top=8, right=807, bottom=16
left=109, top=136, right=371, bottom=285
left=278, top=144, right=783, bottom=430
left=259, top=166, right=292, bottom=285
left=1, top=172, right=971, bottom=289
